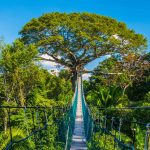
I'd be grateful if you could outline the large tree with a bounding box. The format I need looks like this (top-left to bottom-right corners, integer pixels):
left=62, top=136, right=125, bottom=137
left=20, top=12, right=147, bottom=90
left=0, top=40, right=38, bottom=106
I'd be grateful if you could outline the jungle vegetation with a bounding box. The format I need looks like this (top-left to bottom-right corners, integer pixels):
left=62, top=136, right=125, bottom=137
left=0, top=12, right=149, bottom=149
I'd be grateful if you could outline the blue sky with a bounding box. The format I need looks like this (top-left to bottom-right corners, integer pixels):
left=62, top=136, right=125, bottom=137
left=0, top=0, right=149, bottom=70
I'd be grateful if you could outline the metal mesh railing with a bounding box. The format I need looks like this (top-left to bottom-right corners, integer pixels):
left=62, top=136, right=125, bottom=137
left=89, top=107, right=150, bottom=150
left=64, top=83, right=78, bottom=150
left=0, top=106, right=71, bottom=150
left=80, top=76, right=94, bottom=141
left=79, top=74, right=150, bottom=149
left=1, top=76, right=149, bottom=150
left=0, top=87, right=78, bottom=150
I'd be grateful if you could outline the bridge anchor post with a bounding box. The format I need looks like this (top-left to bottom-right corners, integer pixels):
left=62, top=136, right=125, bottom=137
left=145, top=123, right=150, bottom=150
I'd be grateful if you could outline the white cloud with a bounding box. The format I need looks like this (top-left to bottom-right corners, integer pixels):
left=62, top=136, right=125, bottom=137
left=39, top=54, right=63, bottom=71
left=39, top=54, right=91, bottom=79
left=82, top=73, right=91, bottom=80
left=40, top=54, right=58, bottom=67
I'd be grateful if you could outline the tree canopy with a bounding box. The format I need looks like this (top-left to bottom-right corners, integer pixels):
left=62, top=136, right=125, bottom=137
left=0, top=40, right=73, bottom=106
left=0, top=12, right=149, bottom=150
left=20, top=12, right=147, bottom=89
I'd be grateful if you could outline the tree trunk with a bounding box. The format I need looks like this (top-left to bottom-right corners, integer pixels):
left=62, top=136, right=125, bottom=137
left=3, top=109, right=7, bottom=133
left=71, top=70, right=77, bottom=92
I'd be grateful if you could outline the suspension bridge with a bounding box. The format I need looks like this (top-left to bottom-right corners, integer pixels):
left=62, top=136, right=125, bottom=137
left=0, top=74, right=150, bottom=150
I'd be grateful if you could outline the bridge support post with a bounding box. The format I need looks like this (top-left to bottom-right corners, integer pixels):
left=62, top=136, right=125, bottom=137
left=8, top=108, right=13, bottom=149
left=31, top=110, right=37, bottom=150
left=145, top=123, right=150, bottom=150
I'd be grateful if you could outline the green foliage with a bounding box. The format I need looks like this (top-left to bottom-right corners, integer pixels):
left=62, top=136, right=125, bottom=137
left=0, top=11, right=149, bottom=149
left=86, top=85, right=124, bottom=108
left=0, top=40, right=73, bottom=149
left=20, top=12, right=147, bottom=90
left=59, top=69, right=71, bottom=81
left=88, top=132, right=116, bottom=150
left=0, top=129, right=35, bottom=150
left=0, top=106, right=72, bottom=150
left=0, top=40, right=73, bottom=107
left=145, top=91, right=150, bottom=101
left=0, top=40, right=39, bottom=106
left=83, top=51, right=150, bottom=149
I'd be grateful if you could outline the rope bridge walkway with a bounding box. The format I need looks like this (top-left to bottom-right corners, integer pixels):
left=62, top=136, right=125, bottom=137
left=0, top=74, right=150, bottom=150
left=70, top=76, right=87, bottom=150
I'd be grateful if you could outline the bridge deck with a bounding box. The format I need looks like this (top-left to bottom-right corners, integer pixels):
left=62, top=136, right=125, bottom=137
left=70, top=77, right=87, bottom=150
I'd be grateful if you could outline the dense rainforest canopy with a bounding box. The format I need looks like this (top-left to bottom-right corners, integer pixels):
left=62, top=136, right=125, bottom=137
left=83, top=52, right=150, bottom=149
left=0, top=12, right=150, bottom=149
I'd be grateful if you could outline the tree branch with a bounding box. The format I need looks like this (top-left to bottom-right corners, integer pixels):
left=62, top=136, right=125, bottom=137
left=83, top=70, right=135, bottom=76
left=38, top=57, right=56, bottom=62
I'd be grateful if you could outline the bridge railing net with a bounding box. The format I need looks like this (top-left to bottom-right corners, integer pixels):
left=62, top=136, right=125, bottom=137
left=64, top=82, right=78, bottom=150
left=89, top=107, right=150, bottom=150
left=0, top=84, right=78, bottom=150
left=0, top=106, right=68, bottom=150
left=80, top=76, right=150, bottom=149
left=81, top=77, right=94, bottom=141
